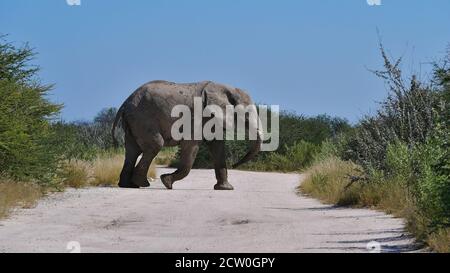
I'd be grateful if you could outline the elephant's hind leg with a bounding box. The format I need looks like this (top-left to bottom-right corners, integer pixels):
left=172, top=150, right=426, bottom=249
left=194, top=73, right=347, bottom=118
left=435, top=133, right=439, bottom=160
left=119, top=134, right=142, bottom=188
left=131, top=137, right=163, bottom=187
left=161, top=141, right=199, bottom=190
left=207, top=141, right=234, bottom=190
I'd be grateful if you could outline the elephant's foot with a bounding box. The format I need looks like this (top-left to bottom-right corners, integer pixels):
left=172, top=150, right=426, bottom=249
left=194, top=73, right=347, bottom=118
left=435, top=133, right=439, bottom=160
left=118, top=181, right=140, bottom=188
left=131, top=174, right=150, bottom=188
left=214, top=182, right=234, bottom=191
left=160, top=175, right=173, bottom=190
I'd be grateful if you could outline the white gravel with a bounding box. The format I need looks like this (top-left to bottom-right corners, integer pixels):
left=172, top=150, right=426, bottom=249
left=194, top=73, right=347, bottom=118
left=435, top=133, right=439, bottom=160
left=0, top=168, right=419, bottom=253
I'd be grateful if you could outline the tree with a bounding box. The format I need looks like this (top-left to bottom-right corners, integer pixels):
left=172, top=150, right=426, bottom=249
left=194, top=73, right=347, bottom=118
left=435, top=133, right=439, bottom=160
left=0, top=36, right=61, bottom=183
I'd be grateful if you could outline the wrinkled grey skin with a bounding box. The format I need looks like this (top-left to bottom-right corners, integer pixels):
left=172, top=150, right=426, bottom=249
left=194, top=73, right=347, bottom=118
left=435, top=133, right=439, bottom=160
left=112, top=80, right=261, bottom=190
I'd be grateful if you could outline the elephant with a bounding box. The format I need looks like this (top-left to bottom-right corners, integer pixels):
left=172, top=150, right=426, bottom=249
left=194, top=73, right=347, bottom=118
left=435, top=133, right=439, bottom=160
left=111, top=80, right=262, bottom=190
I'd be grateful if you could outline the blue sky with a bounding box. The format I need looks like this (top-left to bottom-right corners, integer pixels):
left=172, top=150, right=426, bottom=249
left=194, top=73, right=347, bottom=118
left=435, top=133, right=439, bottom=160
left=1, top=0, right=449, bottom=123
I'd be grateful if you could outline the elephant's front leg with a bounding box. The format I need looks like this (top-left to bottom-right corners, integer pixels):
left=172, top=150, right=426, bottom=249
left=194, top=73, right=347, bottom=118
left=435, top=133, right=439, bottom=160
left=207, top=141, right=234, bottom=190
left=160, top=141, right=199, bottom=190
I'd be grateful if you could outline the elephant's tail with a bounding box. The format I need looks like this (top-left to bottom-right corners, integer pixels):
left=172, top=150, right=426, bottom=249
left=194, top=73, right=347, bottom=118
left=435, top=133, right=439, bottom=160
left=111, top=104, right=125, bottom=148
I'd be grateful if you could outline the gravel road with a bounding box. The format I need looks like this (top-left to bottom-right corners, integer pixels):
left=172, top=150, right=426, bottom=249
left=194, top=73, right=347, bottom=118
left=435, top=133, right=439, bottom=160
left=0, top=168, right=418, bottom=253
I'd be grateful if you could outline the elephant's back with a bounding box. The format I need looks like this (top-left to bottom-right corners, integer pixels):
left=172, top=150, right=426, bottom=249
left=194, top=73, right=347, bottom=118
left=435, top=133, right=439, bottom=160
left=125, top=80, right=204, bottom=112
left=123, top=80, right=211, bottom=115
left=140, top=80, right=209, bottom=106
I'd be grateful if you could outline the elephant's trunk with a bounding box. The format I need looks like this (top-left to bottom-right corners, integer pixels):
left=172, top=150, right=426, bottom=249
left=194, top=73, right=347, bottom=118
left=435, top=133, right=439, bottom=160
left=232, top=130, right=262, bottom=169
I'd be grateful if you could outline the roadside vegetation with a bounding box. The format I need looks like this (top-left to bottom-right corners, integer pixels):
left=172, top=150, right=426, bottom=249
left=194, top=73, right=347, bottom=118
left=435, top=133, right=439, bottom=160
left=301, top=45, right=450, bottom=252
left=0, top=180, right=41, bottom=219
left=0, top=37, right=158, bottom=219
left=181, top=44, right=450, bottom=252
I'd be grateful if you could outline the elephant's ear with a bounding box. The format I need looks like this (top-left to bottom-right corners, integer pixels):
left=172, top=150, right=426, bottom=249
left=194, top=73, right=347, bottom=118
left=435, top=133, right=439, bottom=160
left=201, top=84, right=209, bottom=109
left=202, top=83, right=241, bottom=108
left=224, top=89, right=241, bottom=106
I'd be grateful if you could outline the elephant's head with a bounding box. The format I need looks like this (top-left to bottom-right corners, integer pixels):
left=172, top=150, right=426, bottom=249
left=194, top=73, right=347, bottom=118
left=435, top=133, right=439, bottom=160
left=201, top=82, right=262, bottom=168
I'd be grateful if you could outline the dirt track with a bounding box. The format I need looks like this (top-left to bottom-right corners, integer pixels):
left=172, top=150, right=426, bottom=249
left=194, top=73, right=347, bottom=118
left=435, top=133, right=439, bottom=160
left=0, top=168, right=418, bottom=253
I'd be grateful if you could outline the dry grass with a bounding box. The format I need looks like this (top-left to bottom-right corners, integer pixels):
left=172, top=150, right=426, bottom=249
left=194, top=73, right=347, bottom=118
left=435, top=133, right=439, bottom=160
left=300, top=157, right=363, bottom=206
left=90, top=154, right=125, bottom=187
left=300, top=157, right=411, bottom=209
left=60, top=160, right=91, bottom=188
left=60, top=153, right=157, bottom=188
left=155, top=147, right=177, bottom=166
left=148, top=160, right=157, bottom=179
left=0, top=180, right=42, bottom=219
left=0, top=153, right=158, bottom=220
left=427, top=228, right=450, bottom=253
left=300, top=156, right=450, bottom=253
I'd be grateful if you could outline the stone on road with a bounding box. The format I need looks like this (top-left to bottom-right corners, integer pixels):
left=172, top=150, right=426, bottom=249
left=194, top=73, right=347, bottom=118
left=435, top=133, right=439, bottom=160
left=0, top=168, right=418, bottom=253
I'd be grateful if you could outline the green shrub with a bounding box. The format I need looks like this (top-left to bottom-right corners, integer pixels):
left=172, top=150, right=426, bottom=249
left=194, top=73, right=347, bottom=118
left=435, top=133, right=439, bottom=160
left=276, top=141, right=319, bottom=170
left=411, top=131, right=450, bottom=230
left=385, top=141, right=412, bottom=181
left=302, top=45, right=450, bottom=252
left=276, top=113, right=351, bottom=152
left=0, top=38, right=62, bottom=185
left=344, top=46, right=440, bottom=171
left=313, top=139, right=339, bottom=163
left=240, top=141, right=320, bottom=172
left=52, top=122, right=99, bottom=161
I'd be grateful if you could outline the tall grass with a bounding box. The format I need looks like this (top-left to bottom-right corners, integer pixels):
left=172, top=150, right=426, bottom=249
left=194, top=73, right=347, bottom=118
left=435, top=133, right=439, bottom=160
left=301, top=155, right=449, bottom=252
left=300, top=157, right=364, bottom=205
left=0, top=153, right=159, bottom=220
left=299, top=45, right=450, bottom=252
left=300, top=156, right=412, bottom=211
left=90, top=154, right=127, bottom=187
left=0, top=179, right=42, bottom=219
left=60, top=153, right=157, bottom=188
left=60, top=160, right=91, bottom=188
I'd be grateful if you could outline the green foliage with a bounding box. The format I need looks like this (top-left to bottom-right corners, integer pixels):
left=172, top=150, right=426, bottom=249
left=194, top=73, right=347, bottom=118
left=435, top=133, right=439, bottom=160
left=355, top=46, right=450, bottom=232
left=52, top=122, right=99, bottom=161
left=0, top=38, right=62, bottom=184
left=236, top=141, right=319, bottom=172
left=385, top=141, right=412, bottom=181
left=184, top=112, right=351, bottom=170
left=375, top=134, right=449, bottom=233
left=0, top=35, right=39, bottom=83
left=51, top=107, right=124, bottom=162
left=75, top=107, right=123, bottom=150
left=305, top=45, right=450, bottom=251
left=412, top=131, right=450, bottom=229
left=294, top=45, right=450, bottom=252
left=267, top=141, right=319, bottom=171
left=344, top=45, right=440, bottom=171
left=313, top=139, right=339, bottom=163
left=278, top=112, right=351, bottom=149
